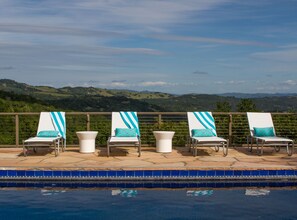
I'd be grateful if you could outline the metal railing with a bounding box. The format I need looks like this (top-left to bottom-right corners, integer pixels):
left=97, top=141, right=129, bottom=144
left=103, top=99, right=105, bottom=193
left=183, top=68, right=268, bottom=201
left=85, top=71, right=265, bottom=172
left=0, top=112, right=296, bottom=148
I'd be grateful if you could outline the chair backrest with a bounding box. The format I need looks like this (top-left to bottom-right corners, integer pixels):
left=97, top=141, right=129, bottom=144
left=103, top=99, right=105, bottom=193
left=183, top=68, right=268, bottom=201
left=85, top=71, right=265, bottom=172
left=111, top=112, right=139, bottom=136
left=37, top=112, right=66, bottom=139
left=247, top=112, right=275, bottom=137
left=187, top=112, right=217, bottom=137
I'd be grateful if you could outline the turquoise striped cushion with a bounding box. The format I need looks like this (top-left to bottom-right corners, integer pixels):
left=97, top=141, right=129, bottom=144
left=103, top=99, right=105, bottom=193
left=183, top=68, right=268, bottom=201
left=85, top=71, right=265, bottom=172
left=37, top=130, right=59, bottom=137
left=253, top=127, right=275, bottom=137
left=191, top=129, right=214, bottom=137
left=115, top=128, right=137, bottom=137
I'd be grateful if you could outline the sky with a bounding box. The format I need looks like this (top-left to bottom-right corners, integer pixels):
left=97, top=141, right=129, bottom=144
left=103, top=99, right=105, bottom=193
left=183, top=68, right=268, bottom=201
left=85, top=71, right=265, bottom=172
left=0, top=0, right=296, bottom=94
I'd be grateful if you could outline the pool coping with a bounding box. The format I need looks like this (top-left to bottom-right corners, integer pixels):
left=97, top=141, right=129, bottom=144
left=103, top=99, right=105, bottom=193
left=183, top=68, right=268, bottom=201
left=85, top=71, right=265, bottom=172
left=1, top=169, right=297, bottom=181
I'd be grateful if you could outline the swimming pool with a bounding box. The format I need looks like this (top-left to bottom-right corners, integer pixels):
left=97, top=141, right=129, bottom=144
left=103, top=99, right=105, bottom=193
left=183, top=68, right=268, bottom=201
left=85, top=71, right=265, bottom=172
left=1, top=183, right=297, bottom=219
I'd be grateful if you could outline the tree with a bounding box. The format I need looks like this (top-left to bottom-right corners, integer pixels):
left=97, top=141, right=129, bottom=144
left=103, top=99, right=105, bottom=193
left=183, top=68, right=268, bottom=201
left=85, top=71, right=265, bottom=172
left=237, top=99, right=258, bottom=112
left=215, top=101, right=231, bottom=112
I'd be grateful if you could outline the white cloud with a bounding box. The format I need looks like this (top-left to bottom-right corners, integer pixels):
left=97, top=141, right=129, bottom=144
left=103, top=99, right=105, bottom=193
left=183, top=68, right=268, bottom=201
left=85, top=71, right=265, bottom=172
left=110, top=81, right=127, bottom=87
left=282, top=80, right=296, bottom=86
left=251, top=47, right=297, bottom=62
left=140, top=81, right=169, bottom=86
left=0, top=24, right=124, bottom=38
left=76, top=0, right=231, bottom=27
left=228, top=80, right=245, bottom=84
left=215, top=80, right=245, bottom=85
left=151, top=34, right=271, bottom=47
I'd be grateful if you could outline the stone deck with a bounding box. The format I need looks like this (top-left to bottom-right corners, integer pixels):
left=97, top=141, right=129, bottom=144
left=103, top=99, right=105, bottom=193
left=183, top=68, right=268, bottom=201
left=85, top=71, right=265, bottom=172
left=0, top=146, right=296, bottom=171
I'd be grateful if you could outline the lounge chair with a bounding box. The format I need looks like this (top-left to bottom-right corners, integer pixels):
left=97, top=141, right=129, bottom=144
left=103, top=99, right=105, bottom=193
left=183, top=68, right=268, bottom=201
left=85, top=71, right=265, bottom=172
left=107, top=112, right=141, bottom=157
left=247, top=112, right=294, bottom=156
left=23, top=112, right=66, bottom=156
left=187, top=112, right=228, bottom=156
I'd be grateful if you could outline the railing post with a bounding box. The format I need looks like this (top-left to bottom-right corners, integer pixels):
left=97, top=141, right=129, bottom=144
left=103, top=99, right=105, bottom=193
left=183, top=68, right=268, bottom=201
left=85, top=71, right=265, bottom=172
left=158, top=114, right=162, bottom=129
left=87, top=113, right=90, bottom=131
left=228, top=113, right=232, bottom=148
left=15, top=114, right=19, bottom=147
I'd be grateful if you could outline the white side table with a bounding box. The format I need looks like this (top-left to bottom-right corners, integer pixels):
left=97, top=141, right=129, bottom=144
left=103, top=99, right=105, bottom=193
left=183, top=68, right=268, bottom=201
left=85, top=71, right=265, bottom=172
left=153, top=131, right=175, bottom=153
left=76, top=131, right=98, bottom=153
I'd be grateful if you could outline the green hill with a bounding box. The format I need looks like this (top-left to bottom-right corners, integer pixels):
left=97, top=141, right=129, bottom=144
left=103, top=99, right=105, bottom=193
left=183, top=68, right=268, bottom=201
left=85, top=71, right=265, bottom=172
left=0, top=79, right=296, bottom=112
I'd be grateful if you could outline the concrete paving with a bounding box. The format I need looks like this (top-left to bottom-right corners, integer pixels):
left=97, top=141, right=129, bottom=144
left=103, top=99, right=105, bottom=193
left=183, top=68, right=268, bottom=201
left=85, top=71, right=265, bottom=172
left=0, top=146, right=297, bottom=171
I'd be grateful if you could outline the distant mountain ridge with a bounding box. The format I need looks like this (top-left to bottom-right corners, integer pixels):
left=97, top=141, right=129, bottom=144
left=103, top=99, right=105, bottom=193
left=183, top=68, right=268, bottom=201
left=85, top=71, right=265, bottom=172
left=0, top=79, right=296, bottom=112
left=220, top=93, right=297, bottom=98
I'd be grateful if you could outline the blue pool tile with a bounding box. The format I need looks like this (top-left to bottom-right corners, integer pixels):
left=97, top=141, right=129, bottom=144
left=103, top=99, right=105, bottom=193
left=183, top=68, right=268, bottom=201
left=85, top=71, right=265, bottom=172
left=242, top=171, right=250, bottom=176
left=234, top=170, right=242, bottom=176
left=189, top=170, right=197, bottom=177
left=116, top=171, right=125, bottom=177
left=162, top=183, right=172, bottom=188
left=134, top=183, right=144, bottom=188
left=152, top=182, right=163, bottom=188
left=187, top=183, right=199, bottom=188
left=62, top=171, right=71, bottom=177
left=269, top=170, right=277, bottom=176
left=206, top=182, right=216, bottom=188
left=162, top=170, right=171, bottom=177
left=206, top=170, right=215, bottom=177
left=43, top=171, right=53, bottom=177
left=171, top=182, right=181, bottom=188
left=89, top=171, right=98, bottom=177
left=107, top=183, right=117, bottom=187
left=180, top=170, right=189, bottom=177
left=35, top=171, right=43, bottom=177
left=108, top=171, right=117, bottom=177
left=197, top=171, right=207, bottom=177
left=216, top=170, right=225, bottom=176
left=216, top=182, right=226, bottom=188
left=0, top=170, right=8, bottom=176
left=247, top=170, right=260, bottom=176
left=134, top=171, right=144, bottom=177
left=126, top=171, right=135, bottom=177
left=224, top=170, right=234, bottom=176
left=171, top=170, right=179, bottom=177
left=259, top=170, right=269, bottom=176
left=53, top=171, right=62, bottom=177
left=277, top=170, right=286, bottom=176
left=144, top=170, right=153, bottom=177
left=198, top=182, right=207, bottom=187
left=286, top=170, right=295, bottom=176
left=152, top=170, right=162, bottom=177
left=16, top=170, right=26, bottom=177
left=125, top=183, right=136, bottom=188
left=71, top=171, right=80, bottom=177
left=98, top=171, right=107, bottom=177
left=25, top=171, right=35, bottom=177
left=81, top=171, right=90, bottom=177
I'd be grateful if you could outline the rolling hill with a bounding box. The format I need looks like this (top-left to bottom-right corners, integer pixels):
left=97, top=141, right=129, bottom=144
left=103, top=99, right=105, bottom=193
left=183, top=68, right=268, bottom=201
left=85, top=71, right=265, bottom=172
left=0, top=79, right=296, bottom=112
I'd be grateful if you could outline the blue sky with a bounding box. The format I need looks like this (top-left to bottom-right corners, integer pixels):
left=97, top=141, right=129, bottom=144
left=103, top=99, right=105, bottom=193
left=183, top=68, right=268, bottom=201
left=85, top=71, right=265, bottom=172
left=0, top=0, right=296, bottom=94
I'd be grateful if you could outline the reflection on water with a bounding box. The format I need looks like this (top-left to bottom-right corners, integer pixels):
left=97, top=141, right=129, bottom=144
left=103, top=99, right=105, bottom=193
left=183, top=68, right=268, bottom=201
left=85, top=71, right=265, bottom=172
left=245, top=189, right=270, bottom=196
left=111, top=189, right=138, bottom=197
left=0, top=187, right=296, bottom=220
left=186, top=190, right=213, bottom=196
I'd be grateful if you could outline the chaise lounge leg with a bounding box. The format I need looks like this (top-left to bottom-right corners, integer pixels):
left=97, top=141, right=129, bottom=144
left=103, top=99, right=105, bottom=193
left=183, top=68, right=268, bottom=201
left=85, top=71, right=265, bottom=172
left=287, top=142, right=294, bottom=156
left=107, top=143, right=110, bottom=157
left=23, top=142, right=27, bottom=157
left=223, top=141, right=228, bottom=156
left=138, top=142, right=141, bottom=157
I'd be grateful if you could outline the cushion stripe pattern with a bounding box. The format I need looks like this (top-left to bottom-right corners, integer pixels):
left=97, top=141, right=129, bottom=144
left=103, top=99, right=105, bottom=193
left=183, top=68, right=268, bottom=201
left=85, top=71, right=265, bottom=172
left=50, top=112, right=66, bottom=139
left=193, top=112, right=217, bottom=136
left=120, top=112, right=140, bottom=136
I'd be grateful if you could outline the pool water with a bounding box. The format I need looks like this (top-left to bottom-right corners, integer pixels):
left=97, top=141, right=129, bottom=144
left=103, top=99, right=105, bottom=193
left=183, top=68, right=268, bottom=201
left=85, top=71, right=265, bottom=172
left=1, top=187, right=297, bottom=219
